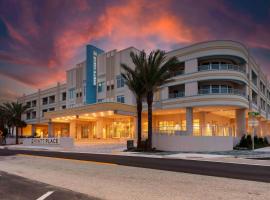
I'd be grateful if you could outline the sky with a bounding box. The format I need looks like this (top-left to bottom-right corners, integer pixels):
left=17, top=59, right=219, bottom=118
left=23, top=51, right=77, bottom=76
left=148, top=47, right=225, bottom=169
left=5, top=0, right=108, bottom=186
left=0, top=0, right=270, bottom=102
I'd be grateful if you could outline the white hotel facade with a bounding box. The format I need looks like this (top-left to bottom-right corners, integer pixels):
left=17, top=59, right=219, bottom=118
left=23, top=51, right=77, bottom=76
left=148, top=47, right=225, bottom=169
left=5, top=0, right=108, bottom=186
left=18, top=40, right=270, bottom=151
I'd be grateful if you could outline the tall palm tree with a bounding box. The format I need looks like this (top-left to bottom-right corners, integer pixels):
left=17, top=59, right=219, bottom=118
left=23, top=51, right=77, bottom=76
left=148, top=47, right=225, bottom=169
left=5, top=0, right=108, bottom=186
left=138, top=50, right=180, bottom=149
left=121, top=52, right=146, bottom=148
left=0, top=102, right=29, bottom=144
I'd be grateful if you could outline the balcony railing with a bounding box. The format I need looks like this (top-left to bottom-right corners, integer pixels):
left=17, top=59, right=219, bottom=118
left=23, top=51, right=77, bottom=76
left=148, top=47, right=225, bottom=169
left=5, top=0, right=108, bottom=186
left=198, top=88, right=246, bottom=97
left=169, top=91, right=185, bottom=99
left=198, top=64, right=246, bottom=73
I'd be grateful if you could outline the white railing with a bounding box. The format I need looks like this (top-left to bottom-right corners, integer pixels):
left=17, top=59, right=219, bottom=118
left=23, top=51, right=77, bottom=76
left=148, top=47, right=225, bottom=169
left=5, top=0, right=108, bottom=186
left=198, top=63, right=245, bottom=73
left=198, top=88, right=246, bottom=97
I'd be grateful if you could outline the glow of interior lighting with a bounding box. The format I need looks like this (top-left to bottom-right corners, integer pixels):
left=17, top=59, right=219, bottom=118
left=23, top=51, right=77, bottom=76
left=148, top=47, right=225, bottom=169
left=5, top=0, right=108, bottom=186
left=174, top=124, right=180, bottom=131
left=92, top=113, right=97, bottom=117
left=108, top=111, right=113, bottom=115
left=100, top=112, right=104, bottom=117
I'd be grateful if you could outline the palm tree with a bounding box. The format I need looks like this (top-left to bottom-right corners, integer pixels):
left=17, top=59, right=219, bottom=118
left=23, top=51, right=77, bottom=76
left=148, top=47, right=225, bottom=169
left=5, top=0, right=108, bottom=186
left=121, top=52, right=146, bottom=148
left=0, top=102, right=29, bottom=144
left=138, top=50, right=180, bottom=149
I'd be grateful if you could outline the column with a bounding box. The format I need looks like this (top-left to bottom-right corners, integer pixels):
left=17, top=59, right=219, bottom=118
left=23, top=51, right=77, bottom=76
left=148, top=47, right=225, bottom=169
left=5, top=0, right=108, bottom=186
left=48, top=121, right=53, bottom=137
left=133, top=117, right=138, bottom=140
left=186, top=107, right=193, bottom=135
left=96, top=118, right=104, bottom=139
left=235, top=109, right=246, bottom=137
left=199, top=112, right=206, bottom=136
left=31, top=124, right=36, bottom=137
left=69, top=121, right=76, bottom=140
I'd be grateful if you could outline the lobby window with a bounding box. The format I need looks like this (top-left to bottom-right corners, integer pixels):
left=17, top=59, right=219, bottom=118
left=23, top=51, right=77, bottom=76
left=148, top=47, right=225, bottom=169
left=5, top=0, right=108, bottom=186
left=117, top=95, right=125, bottom=103
left=31, top=100, right=37, bottom=107
left=31, top=111, right=36, bottom=119
left=62, top=92, right=66, bottom=101
left=117, top=75, right=125, bottom=88
left=97, top=82, right=105, bottom=93
left=49, top=95, right=55, bottom=104
left=81, top=126, right=89, bottom=139
left=42, top=97, right=48, bottom=105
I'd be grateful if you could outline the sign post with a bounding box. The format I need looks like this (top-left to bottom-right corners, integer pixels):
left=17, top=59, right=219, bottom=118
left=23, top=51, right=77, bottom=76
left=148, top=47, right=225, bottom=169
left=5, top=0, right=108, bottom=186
left=248, top=112, right=259, bottom=150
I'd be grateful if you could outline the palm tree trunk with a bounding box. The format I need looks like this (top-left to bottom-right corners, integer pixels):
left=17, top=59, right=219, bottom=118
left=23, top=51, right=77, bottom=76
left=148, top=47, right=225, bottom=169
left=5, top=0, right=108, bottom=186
left=136, top=99, right=142, bottom=148
left=15, top=126, right=19, bottom=144
left=147, top=92, right=153, bottom=150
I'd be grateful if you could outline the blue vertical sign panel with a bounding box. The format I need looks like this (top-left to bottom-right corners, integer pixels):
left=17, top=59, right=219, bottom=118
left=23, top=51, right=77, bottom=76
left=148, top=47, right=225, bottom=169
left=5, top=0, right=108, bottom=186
left=85, top=45, right=104, bottom=104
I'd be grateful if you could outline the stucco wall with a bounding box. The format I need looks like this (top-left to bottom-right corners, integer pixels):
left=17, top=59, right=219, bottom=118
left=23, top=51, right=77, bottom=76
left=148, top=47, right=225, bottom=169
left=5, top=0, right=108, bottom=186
left=153, top=134, right=233, bottom=152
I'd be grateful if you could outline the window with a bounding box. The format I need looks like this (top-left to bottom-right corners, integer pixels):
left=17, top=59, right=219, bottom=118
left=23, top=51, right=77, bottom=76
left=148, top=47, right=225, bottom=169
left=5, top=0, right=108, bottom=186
left=62, top=105, right=66, bottom=109
left=42, top=97, right=48, bottom=105
left=26, top=101, right=31, bottom=107
left=31, top=100, right=36, bottom=107
left=49, top=95, right=55, bottom=104
left=252, top=90, right=258, bottom=105
left=252, top=71, right=257, bottom=86
left=97, top=99, right=104, bottom=102
left=31, top=111, right=36, bottom=119
left=117, top=95, right=125, bottom=103
left=97, top=82, right=105, bottom=92
left=107, top=85, right=110, bottom=91
left=49, top=107, right=55, bottom=111
left=68, top=88, right=75, bottom=99
left=111, top=84, right=114, bottom=90
left=117, top=75, right=125, bottom=88
left=81, top=126, right=89, bottom=139
left=62, top=92, right=66, bottom=101
left=42, top=109, right=47, bottom=117
left=211, top=85, right=219, bottom=93
left=26, top=112, right=31, bottom=120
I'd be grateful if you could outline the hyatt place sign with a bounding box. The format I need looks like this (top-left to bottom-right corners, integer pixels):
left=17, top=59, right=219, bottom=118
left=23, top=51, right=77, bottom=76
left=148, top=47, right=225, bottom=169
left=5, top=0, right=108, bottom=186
left=31, top=138, right=60, bottom=145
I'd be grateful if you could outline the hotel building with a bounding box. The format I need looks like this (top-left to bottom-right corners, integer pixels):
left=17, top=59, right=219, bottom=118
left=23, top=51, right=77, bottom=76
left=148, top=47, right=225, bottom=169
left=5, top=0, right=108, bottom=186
left=18, top=40, right=270, bottom=151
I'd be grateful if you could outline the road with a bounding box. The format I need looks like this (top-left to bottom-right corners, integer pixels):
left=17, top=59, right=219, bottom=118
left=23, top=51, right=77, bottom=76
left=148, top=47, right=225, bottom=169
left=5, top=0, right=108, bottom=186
left=0, top=171, right=98, bottom=200
left=0, top=148, right=270, bottom=183
left=1, top=149, right=270, bottom=200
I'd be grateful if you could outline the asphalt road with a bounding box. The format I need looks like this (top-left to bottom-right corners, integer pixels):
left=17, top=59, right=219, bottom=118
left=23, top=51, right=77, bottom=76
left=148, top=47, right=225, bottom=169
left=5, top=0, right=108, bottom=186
left=0, top=171, right=99, bottom=200
left=0, top=149, right=270, bottom=183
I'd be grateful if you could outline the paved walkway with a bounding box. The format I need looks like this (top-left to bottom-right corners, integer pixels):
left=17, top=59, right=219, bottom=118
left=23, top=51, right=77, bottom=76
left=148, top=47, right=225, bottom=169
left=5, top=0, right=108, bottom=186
left=1, top=144, right=270, bottom=166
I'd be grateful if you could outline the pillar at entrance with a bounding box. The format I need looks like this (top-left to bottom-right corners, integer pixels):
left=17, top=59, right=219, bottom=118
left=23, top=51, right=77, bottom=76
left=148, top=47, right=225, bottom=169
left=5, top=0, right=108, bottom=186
left=235, top=109, right=246, bottom=137
left=199, top=112, right=206, bottom=136
left=31, top=124, right=36, bottom=137
left=69, top=121, right=76, bottom=139
left=186, top=107, right=193, bottom=135
left=48, top=121, right=53, bottom=137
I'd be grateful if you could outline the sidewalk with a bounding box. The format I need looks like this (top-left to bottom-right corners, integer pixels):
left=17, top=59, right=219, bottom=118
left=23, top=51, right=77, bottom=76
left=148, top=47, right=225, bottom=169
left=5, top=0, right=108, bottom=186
left=1, top=144, right=270, bottom=166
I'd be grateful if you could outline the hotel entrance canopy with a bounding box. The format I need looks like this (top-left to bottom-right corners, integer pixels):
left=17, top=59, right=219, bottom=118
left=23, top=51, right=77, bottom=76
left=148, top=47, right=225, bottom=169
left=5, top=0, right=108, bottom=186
left=44, top=102, right=136, bottom=122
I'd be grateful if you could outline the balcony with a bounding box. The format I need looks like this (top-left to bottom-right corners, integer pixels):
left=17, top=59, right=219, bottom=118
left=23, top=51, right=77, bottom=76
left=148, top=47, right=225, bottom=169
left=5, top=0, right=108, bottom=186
left=198, top=63, right=245, bottom=73
left=169, top=91, right=185, bottom=99
left=198, top=88, right=246, bottom=97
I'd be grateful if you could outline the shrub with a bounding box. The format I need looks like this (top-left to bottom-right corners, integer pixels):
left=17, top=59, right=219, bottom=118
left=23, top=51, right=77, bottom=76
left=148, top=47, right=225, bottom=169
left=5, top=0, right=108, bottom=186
left=236, top=134, right=270, bottom=149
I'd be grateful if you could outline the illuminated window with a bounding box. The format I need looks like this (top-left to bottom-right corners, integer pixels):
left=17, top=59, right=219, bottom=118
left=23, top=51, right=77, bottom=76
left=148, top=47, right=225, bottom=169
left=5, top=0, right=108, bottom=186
left=193, top=119, right=200, bottom=136
left=97, top=82, right=105, bottom=92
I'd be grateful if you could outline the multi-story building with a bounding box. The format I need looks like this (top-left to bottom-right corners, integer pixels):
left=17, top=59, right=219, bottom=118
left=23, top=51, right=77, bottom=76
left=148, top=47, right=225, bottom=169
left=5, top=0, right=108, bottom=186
left=18, top=40, right=270, bottom=150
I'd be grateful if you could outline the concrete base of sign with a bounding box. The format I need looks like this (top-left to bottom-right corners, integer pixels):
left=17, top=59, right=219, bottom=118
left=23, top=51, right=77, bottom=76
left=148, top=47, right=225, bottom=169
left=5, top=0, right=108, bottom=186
left=5, top=138, right=25, bottom=145
left=23, top=137, right=74, bottom=148
left=153, top=134, right=234, bottom=152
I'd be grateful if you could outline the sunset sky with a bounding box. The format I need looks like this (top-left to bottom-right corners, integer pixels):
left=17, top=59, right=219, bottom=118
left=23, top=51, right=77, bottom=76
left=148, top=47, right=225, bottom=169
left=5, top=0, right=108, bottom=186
left=0, top=0, right=269, bottom=102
